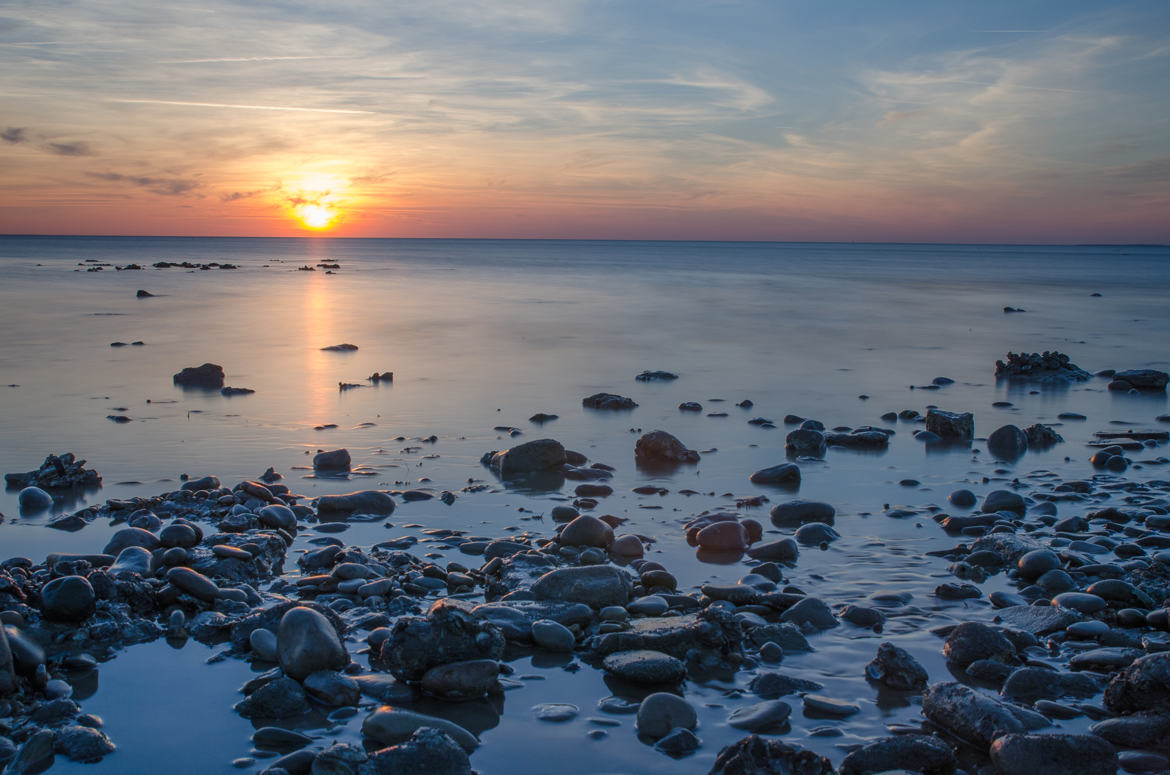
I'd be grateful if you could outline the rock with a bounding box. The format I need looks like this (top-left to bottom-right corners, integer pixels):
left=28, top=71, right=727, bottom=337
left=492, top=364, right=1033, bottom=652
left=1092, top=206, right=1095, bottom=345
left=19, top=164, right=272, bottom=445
left=769, top=500, right=834, bottom=526
left=235, top=676, right=309, bottom=719
left=107, top=546, right=154, bottom=578
left=52, top=725, right=114, bottom=763
left=709, top=735, right=835, bottom=775
left=482, top=438, right=567, bottom=476
left=259, top=505, right=297, bottom=531
left=995, top=605, right=1080, bottom=635
left=635, top=692, right=696, bottom=739
left=982, top=489, right=1025, bottom=515
left=746, top=538, right=798, bottom=562
left=943, top=622, right=1015, bottom=668
left=250, top=628, right=279, bottom=662
left=9, top=730, right=56, bottom=775
left=795, top=523, right=838, bottom=545
left=750, top=671, right=823, bottom=698
left=361, top=727, right=471, bottom=775
left=994, top=351, right=1091, bottom=383
left=1001, top=667, right=1099, bottom=703
left=582, top=393, right=637, bottom=410
left=173, top=363, right=225, bottom=388
left=362, top=707, right=478, bottom=752
left=303, top=670, right=360, bottom=706
left=989, top=733, right=1117, bottom=775
left=1024, top=423, right=1063, bottom=448
left=839, top=734, right=955, bottom=775
left=420, top=659, right=499, bottom=700
left=1017, top=549, right=1060, bottom=580
left=252, top=727, right=312, bottom=750
left=277, top=606, right=348, bottom=681
left=159, top=522, right=199, bottom=549
left=696, top=521, right=749, bottom=551
left=40, top=575, right=95, bottom=622
left=749, top=463, right=800, bottom=486
left=925, top=409, right=974, bottom=440
left=380, top=600, right=504, bottom=682
left=103, top=526, right=160, bottom=555
left=635, top=430, right=699, bottom=464
left=949, top=489, right=977, bottom=508
left=1105, top=651, right=1170, bottom=714
left=532, top=702, right=578, bottom=722
left=1053, top=592, right=1107, bottom=614
left=530, top=565, right=632, bottom=608
left=727, top=700, right=791, bottom=732
left=785, top=429, right=827, bottom=458
left=313, top=449, right=351, bottom=471
left=531, top=619, right=575, bottom=652
left=865, top=642, right=928, bottom=690
left=636, top=370, right=678, bottom=381
left=611, top=534, right=643, bottom=557
left=921, top=682, right=1035, bottom=750
left=988, top=425, right=1028, bottom=459
left=654, top=727, right=700, bottom=757
left=825, top=429, right=891, bottom=449
left=0, top=628, right=15, bottom=695
left=167, top=567, right=220, bottom=603
left=803, top=694, right=859, bottom=716
left=1091, top=711, right=1170, bottom=749
left=320, top=343, right=358, bottom=351
left=316, top=490, right=396, bottom=517
left=1109, top=368, right=1169, bottom=392
left=603, top=650, right=686, bottom=684
left=678, top=401, right=703, bottom=412
left=779, top=597, right=837, bottom=630
left=558, top=515, right=613, bottom=548
left=17, top=486, right=53, bottom=511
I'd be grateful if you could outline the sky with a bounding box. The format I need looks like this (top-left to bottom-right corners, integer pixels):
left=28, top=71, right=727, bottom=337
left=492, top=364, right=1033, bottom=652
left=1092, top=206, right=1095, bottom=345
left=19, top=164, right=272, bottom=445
left=0, top=0, right=1168, bottom=242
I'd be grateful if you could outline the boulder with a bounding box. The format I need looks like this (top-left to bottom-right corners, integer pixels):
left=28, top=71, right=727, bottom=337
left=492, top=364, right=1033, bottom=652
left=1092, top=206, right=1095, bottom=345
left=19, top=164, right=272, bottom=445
left=316, top=490, right=396, bottom=517
left=362, top=707, right=478, bottom=752
left=1109, top=369, right=1169, bottom=392
left=40, top=576, right=95, bottom=622
left=634, top=430, right=699, bottom=465
left=1105, top=651, right=1170, bottom=714
left=709, top=735, right=835, bottom=775
left=943, top=622, right=1015, bottom=668
left=380, top=600, right=505, bottom=682
left=921, top=682, right=1041, bottom=750
left=635, top=692, right=696, bottom=739
left=982, top=490, right=1025, bottom=515
left=558, top=515, right=613, bottom=548
left=865, top=642, right=928, bottom=690
left=582, top=393, right=637, bottom=410
left=989, top=733, right=1117, bottom=775
left=749, top=463, right=800, bottom=487
left=925, top=409, right=974, bottom=440
left=173, top=363, right=225, bottom=388
left=987, top=425, right=1028, bottom=460
left=530, top=565, right=632, bottom=608
left=994, top=351, right=1091, bottom=383
left=482, top=438, right=566, bottom=475
left=839, top=734, right=955, bottom=775
left=785, top=429, right=826, bottom=458
left=277, top=606, right=348, bottom=680
left=313, top=448, right=351, bottom=471
left=361, top=727, right=471, bottom=775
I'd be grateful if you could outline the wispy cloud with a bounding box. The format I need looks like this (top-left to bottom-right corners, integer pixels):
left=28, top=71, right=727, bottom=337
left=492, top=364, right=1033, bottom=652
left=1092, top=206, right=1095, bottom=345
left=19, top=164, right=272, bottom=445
left=1, top=127, right=28, bottom=143
left=104, top=98, right=373, bottom=115
left=87, top=171, right=199, bottom=196
left=46, top=141, right=93, bottom=156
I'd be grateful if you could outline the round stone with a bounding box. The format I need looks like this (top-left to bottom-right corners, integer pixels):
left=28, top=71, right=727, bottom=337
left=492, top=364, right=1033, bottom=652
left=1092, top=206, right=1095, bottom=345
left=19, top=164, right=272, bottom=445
left=603, top=650, right=685, bottom=684
left=531, top=619, right=575, bottom=652
left=40, top=576, right=95, bottom=622
left=17, top=487, right=53, bottom=511
left=277, top=606, right=348, bottom=680
left=636, top=693, right=696, bottom=739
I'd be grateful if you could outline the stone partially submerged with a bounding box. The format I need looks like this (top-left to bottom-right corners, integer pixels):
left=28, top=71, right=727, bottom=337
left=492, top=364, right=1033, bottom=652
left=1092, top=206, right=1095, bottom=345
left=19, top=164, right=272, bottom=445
left=994, top=351, right=1091, bottom=384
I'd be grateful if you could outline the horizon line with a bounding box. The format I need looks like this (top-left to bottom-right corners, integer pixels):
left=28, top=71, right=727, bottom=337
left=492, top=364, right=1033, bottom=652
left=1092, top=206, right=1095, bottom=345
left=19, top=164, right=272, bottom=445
left=0, top=233, right=1167, bottom=249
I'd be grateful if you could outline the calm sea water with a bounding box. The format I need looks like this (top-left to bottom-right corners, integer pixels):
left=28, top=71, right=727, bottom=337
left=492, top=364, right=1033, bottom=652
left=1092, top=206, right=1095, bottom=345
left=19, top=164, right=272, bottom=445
left=2, top=237, right=1169, bottom=773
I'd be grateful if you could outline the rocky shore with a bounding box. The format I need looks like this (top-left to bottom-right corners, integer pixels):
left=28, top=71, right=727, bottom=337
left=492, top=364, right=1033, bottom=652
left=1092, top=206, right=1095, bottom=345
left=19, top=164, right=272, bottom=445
left=3, top=354, right=1170, bottom=774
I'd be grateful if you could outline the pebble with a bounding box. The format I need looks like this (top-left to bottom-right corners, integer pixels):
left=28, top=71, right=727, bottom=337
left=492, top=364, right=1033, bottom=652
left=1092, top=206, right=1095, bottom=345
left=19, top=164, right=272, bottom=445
left=636, top=693, right=697, bottom=739
left=532, top=703, right=579, bottom=722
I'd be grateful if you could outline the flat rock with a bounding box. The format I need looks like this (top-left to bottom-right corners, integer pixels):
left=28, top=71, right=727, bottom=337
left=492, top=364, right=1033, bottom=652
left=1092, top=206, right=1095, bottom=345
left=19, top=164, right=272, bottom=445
left=602, top=649, right=685, bottom=684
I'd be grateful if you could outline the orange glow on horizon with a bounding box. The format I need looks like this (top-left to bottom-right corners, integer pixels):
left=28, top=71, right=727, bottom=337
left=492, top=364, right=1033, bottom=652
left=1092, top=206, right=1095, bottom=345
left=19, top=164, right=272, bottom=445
left=295, top=203, right=339, bottom=230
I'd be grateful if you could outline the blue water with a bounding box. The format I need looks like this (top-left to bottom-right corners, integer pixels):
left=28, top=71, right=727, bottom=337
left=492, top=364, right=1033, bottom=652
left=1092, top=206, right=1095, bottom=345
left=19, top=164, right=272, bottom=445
left=1, top=237, right=1169, bottom=773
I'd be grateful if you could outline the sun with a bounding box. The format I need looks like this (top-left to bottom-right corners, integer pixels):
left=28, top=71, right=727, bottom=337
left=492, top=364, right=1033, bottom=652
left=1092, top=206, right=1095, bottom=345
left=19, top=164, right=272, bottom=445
left=295, top=203, right=338, bottom=230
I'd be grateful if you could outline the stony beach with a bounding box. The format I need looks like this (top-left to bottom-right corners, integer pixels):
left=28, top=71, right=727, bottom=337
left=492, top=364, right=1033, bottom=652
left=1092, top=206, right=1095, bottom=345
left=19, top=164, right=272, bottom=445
left=1, top=239, right=1170, bottom=775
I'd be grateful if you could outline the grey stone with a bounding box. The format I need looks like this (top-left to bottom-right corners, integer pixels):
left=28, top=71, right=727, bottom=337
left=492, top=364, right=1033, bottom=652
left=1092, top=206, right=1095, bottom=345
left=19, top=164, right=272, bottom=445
left=278, top=606, right=348, bottom=680
left=40, top=575, right=95, bottom=622
left=603, top=650, right=685, bottom=684
left=769, top=500, right=835, bottom=527
left=558, top=515, right=613, bottom=548
left=380, top=600, right=504, bottom=682
left=235, top=676, right=309, bottom=719
left=361, top=708, right=478, bottom=752
left=749, top=463, right=801, bottom=486
left=982, top=489, right=1025, bottom=515
left=530, top=565, right=632, bottom=608
left=839, top=734, right=955, bottom=775
left=866, top=641, right=928, bottom=690
left=943, top=622, right=1015, bottom=668
left=989, top=733, right=1117, bottom=775
left=303, top=670, right=361, bottom=706
left=313, top=449, right=351, bottom=471
left=785, top=428, right=826, bottom=458
left=727, top=700, right=791, bottom=732
left=636, top=692, right=696, bottom=739
left=921, top=682, right=1040, bottom=750
left=17, top=486, right=53, bottom=511
left=53, top=725, right=115, bottom=763
left=709, top=735, right=834, bottom=775
left=420, top=659, right=499, bottom=700
left=167, top=567, right=220, bottom=603
left=483, top=438, right=566, bottom=475
left=316, top=490, right=396, bottom=517
left=925, top=409, right=974, bottom=440
left=635, top=430, right=699, bottom=464
left=988, top=425, right=1028, bottom=459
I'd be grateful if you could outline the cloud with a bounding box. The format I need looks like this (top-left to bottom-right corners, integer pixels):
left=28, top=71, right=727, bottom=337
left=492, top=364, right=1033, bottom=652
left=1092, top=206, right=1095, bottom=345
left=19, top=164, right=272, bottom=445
left=1115, top=157, right=1170, bottom=182
left=46, top=141, right=93, bottom=156
left=104, top=98, right=373, bottom=115
left=2, top=127, right=27, bottom=143
left=87, top=171, right=199, bottom=196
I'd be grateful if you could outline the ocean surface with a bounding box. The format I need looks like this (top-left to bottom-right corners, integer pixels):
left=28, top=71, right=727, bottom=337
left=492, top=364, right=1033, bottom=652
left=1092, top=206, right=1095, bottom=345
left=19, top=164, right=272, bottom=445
left=1, top=236, right=1169, bottom=773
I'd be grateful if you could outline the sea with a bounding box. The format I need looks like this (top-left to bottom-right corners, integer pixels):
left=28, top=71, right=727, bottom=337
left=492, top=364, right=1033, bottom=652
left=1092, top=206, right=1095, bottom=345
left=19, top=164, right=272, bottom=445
left=0, top=236, right=1168, bottom=773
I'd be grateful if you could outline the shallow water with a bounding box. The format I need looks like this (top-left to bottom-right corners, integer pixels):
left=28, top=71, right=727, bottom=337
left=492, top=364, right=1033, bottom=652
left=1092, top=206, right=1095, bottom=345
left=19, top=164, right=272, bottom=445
left=1, top=237, right=1169, bottom=772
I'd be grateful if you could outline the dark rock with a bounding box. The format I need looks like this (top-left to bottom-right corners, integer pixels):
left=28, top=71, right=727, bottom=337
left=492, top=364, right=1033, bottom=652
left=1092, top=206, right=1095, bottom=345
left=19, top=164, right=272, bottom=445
left=313, top=449, right=351, bottom=471
left=709, top=735, right=835, bottom=775
left=749, top=463, right=800, bottom=487
left=530, top=565, right=632, bottom=608
left=1001, top=667, right=1099, bottom=703
left=635, top=430, right=699, bottom=464
left=420, top=659, right=499, bottom=701
left=361, top=727, right=471, bottom=775
left=839, top=734, right=955, bottom=775
left=1105, top=651, right=1170, bottom=714
left=316, top=491, right=396, bottom=517
left=635, top=370, right=678, bottom=382
left=320, top=343, right=358, bottom=351
left=362, top=708, right=478, bottom=753
left=995, top=351, right=1091, bottom=383
left=277, top=606, right=348, bottom=681
left=989, top=733, right=1117, bottom=775
left=482, top=438, right=566, bottom=475
left=1024, top=424, right=1063, bottom=448
left=925, top=409, right=974, bottom=440
left=635, top=692, right=696, bottom=739
left=987, top=425, right=1028, bottom=460
left=235, top=676, right=309, bottom=719
left=603, top=649, right=685, bottom=684
left=865, top=641, right=928, bottom=690
left=921, top=682, right=1039, bottom=750
left=1109, top=369, right=1169, bottom=392
left=582, top=393, right=637, bottom=410
left=785, top=429, right=826, bottom=458
left=558, top=515, right=613, bottom=547
left=726, top=700, right=792, bottom=732
left=173, top=363, right=225, bottom=388
left=380, top=600, right=505, bottom=682
left=40, top=576, right=95, bottom=622
left=770, top=500, right=834, bottom=526
left=982, top=489, right=1025, bottom=515
left=53, top=725, right=115, bottom=763
left=943, top=622, right=1015, bottom=668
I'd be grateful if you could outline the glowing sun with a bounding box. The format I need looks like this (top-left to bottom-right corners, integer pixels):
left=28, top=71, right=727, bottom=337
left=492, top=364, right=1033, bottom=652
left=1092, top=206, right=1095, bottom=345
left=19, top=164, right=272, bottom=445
left=295, top=203, right=338, bottom=230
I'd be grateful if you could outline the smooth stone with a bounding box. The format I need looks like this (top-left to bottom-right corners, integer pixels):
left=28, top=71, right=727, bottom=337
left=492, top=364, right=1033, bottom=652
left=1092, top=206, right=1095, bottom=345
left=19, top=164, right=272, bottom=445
left=949, top=489, right=977, bottom=508
left=316, top=490, right=396, bottom=517
left=166, top=567, right=220, bottom=603
left=302, top=670, right=361, bottom=706
left=628, top=595, right=669, bottom=617
left=988, top=424, right=1028, bottom=459
left=420, top=659, right=499, bottom=700
left=838, top=734, right=955, bottom=775
left=778, top=597, right=837, bottom=630
left=746, top=538, right=798, bottom=562
left=749, top=464, right=801, bottom=486
left=234, top=676, right=309, bottom=719
left=603, top=650, right=685, bottom=684
left=362, top=707, right=478, bottom=752
left=1053, top=592, right=1108, bottom=614
left=40, top=576, right=95, bottom=622
left=251, top=727, right=312, bottom=750
left=530, top=565, right=632, bottom=608
left=103, top=527, right=160, bottom=555
left=559, top=515, right=613, bottom=548
left=921, top=682, right=1036, bottom=749
left=362, top=727, right=471, bottom=775
left=636, top=693, right=697, bottom=739
left=794, top=523, right=838, bottom=545
left=727, top=700, right=791, bottom=732
left=634, top=430, right=699, bottom=464
left=249, top=628, right=278, bottom=662
left=989, top=732, right=1117, bottom=775
left=277, top=606, right=347, bottom=681
left=484, top=438, right=566, bottom=475
left=17, top=487, right=53, bottom=511
left=610, top=534, right=643, bottom=557
left=530, top=619, right=575, bottom=652
left=769, top=500, right=835, bottom=527
left=1017, top=549, right=1060, bottom=579
left=533, top=702, right=579, bottom=722
left=802, top=694, right=860, bottom=716
left=52, top=725, right=115, bottom=763
left=313, top=449, right=351, bottom=471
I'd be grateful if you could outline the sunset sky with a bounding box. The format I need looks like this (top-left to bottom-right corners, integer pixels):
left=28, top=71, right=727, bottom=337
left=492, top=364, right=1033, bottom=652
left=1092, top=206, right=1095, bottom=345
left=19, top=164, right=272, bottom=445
left=1, top=0, right=1167, bottom=242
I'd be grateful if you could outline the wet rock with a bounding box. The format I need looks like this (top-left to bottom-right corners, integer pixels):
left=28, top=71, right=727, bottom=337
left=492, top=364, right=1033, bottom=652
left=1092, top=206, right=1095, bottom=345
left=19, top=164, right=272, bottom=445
left=988, top=425, right=1028, bottom=460
left=803, top=694, right=859, bottom=716
left=995, top=605, right=1080, bottom=636
left=746, top=538, right=798, bottom=562
left=313, top=449, right=351, bottom=471
left=696, top=521, right=749, bottom=552
left=17, top=486, right=53, bottom=511
left=770, top=500, right=834, bottom=527
left=278, top=606, right=348, bottom=681
left=558, top=515, right=613, bottom=548
left=749, top=671, right=823, bottom=698
left=380, top=600, right=504, bottom=682
left=361, top=727, right=471, bottom=775
left=582, top=393, right=637, bottom=410
left=982, top=490, right=1025, bottom=515
left=635, top=430, right=700, bottom=464
left=839, top=734, right=955, bottom=775
left=482, top=438, right=566, bottom=475
left=1090, top=711, right=1170, bottom=749
left=785, top=429, right=826, bottom=458
left=235, top=676, right=310, bottom=719
left=9, top=729, right=55, bottom=775
left=749, top=463, right=800, bottom=487
left=610, top=534, right=643, bottom=557
left=709, top=735, right=834, bottom=775
left=167, top=567, right=220, bottom=603
left=636, top=692, right=696, bottom=739
left=530, top=565, right=632, bottom=608
left=989, top=732, right=1117, bottom=775
left=654, top=727, right=700, bottom=757
left=1109, top=369, right=1169, bottom=392
left=420, top=659, right=498, bottom=701
left=1001, top=667, right=1099, bottom=703
left=636, top=370, right=678, bottom=382
left=778, top=597, right=837, bottom=630
left=40, top=575, right=95, bottom=622
left=362, top=707, right=478, bottom=752
left=943, top=622, right=1015, bottom=668
left=321, top=343, right=358, bottom=351
left=1024, top=423, right=1063, bottom=448
left=727, top=700, right=791, bottom=732
left=949, top=489, right=977, bottom=508
left=925, top=409, right=974, bottom=441
left=173, top=363, right=224, bottom=388
left=1105, top=651, right=1170, bottom=714
left=316, top=491, right=396, bottom=517
left=994, top=351, right=1091, bottom=383
left=53, top=725, right=115, bottom=763
left=103, top=527, right=161, bottom=555
left=866, top=642, right=928, bottom=690
left=1017, top=549, right=1060, bottom=580
left=921, top=682, right=1041, bottom=750
left=602, top=650, right=685, bottom=684
left=794, top=523, right=838, bottom=545
left=303, top=670, right=361, bottom=706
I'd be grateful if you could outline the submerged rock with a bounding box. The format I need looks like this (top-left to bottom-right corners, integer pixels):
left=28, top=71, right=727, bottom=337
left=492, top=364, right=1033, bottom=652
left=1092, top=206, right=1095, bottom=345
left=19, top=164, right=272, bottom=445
left=994, top=351, right=1091, bottom=383
left=749, top=463, right=800, bottom=487
left=865, top=641, right=928, bottom=690
left=838, top=734, right=954, bottom=775
left=482, top=438, right=567, bottom=475
left=709, top=735, right=834, bottom=775
left=635, top=430, right=699, bottom=464
left=635, top=692, right=696, bottom=739
left=582, top=393, right=637, bottom=410
left=380, top=600, right=505, bottom=682
left=172, top=363, right=225, bottom=388
left=362, top=727, right=471, bottom=775
left=925, top=409, right=974, bottom=440
left=921, top=682, right=1043, bottom=750
left=989, top=733, right=1117, bottom=775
